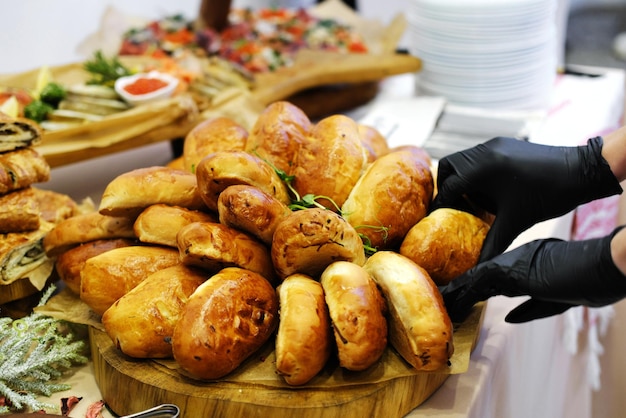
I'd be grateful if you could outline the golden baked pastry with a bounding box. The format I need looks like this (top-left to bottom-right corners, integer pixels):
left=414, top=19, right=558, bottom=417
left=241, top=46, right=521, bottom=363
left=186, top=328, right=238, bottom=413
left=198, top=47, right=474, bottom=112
left=342, top=148, right=434, bottom=251
left=31, top=187, right=79, bottom=224
left=0, top=220, right=54, bottom=285
left=183, top=116, right=248, bottom=173
left=195, top=150, right=291, bottom=212
left=271, top=208, right=366, bottom=280
left=99, top=166, right=206, bottom=218
left=0, top=187, right=79, bottom=233
left=357, top=123, right=390, bottom=162
left=166, top=156, right=185, bottom=170
left=134, top=203, right=218, bottom=248
left=217, top=184, right=292, bottom=245
left=102, top=264, right=207, bottom=358
left=0, top=187, right=40, bottom=232
left=0, top=148, right=50, bottom=195
left=291, top=114, right=367, bottom=211
left=0, top=113, right=42, bottom=152
left=176, top=221, right=277, bottom=283
left=172, top=267, right=278, bottom=380
left=244, top=101, right=311, bottom=175
left=275, top=273, right=332, bottom=385
left=391, top=144, right=432, bottom=168
left=320, top=261, right=387, bottom=371
left=43, top=211, right=136, bottom=257
left=55, top=238, right=136, bottom=295
left=0, top=187, right=78, bottom=284
left=399, top=208, right=489, bottom=286
left=80, top=245, right=181, bottom=316
left=363, top=251, right=453, bottom=371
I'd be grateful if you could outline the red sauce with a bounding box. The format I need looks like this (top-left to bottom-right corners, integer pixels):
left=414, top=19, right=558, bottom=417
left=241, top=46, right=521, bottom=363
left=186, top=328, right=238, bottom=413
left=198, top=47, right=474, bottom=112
left=123, top=77, right=168, bottom=95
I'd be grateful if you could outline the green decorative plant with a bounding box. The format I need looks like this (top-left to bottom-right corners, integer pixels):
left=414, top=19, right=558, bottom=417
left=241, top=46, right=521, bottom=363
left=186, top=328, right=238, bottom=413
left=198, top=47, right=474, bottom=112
left=0, top=286, right=88, bottom=414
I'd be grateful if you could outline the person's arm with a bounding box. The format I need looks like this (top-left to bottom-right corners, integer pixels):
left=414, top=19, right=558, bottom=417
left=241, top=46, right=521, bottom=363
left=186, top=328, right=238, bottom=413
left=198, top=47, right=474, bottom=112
left=612, top=225, right=626, bottom=275
left=601, top=124, right=626, bottom=182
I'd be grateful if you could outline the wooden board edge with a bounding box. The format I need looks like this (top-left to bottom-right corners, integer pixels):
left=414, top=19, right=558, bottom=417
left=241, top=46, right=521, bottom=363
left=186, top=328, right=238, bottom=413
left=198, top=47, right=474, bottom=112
left=90, top=327, right=449, bottom=418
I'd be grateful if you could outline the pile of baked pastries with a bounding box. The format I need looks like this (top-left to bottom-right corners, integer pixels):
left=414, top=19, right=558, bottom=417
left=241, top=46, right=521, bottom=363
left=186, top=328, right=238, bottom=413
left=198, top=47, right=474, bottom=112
left=0, top=113, right=81, bottom=288
left=43, top=101, right=490, bottom=386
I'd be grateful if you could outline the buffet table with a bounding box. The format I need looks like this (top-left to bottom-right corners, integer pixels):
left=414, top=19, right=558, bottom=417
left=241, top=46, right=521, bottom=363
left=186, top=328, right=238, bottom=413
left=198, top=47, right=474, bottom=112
left=30, top=64, right=625, bottom=418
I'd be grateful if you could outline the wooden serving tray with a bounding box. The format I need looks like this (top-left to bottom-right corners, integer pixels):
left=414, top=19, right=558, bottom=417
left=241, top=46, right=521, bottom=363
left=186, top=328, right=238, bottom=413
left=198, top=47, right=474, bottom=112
left=0, top=51, right=420, bottom=168
left=89, top=302, right=484, bottom=418
left=251, top=50, right=421, bottom=106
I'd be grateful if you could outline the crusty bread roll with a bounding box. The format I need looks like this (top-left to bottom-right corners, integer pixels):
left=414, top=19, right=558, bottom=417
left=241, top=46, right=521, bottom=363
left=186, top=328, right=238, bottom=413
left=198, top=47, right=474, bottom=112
left=55, top=238, right=136, bottom=295
left=102, top=264, right=207, bottom=358
left=43, top=211, right=136, bottom=257
left=391, top=144, right=432, bottom=168
left=357, top=123, right=390, bottom=162
left=195, top=150, right=291, bottom=212
left=99, top=166, right=206, bottom=218
left=400, top=208, right=489, bottom=286
left=172, top=267, right=278, bottom=380
left=245, top=101, right=311, bottom=175
left=363, top=251, right=453, bottom=371
left=291, top=114, right=368, bottom=211
left=271, top=208, right=366, bottom=280
left=320, top=261, right=387, bottom=371
left=183, top=116, right=248, bottom=173
left=134, top=204, right=218, bottom=247
left=275, top=274, right=332, bottom=385
left=217, top=184, right=292, bottom=245
left=341, top=148, right=434, bottom=251
left=80, top=245, right=180, bottom=316
left=176, top=221, right=277, bottom=283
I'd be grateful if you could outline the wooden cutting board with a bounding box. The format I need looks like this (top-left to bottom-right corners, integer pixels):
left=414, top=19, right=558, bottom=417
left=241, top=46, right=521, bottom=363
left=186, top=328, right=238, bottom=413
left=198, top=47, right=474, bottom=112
left=89, top=302, right=484, bottom=418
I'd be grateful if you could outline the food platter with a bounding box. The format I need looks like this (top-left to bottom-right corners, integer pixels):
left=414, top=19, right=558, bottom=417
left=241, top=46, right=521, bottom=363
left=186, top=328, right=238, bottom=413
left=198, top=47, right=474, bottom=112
left=88, top=302, right=485, bottom=418
left=0, top=50, right=420, bottom=169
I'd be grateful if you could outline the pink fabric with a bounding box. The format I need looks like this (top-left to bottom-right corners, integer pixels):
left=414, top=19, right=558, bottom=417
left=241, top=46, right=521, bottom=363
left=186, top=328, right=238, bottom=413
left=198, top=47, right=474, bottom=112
left=571, top=120, right=624, bottom=242
left=571, top=196, right=621, bottom=241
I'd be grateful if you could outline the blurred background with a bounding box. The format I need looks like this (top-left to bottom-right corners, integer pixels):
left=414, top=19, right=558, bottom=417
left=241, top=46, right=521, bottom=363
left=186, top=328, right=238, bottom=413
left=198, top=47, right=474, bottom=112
left=1, top=0, right=625, bottom=74
left=567, top=0, right=626, bottom=68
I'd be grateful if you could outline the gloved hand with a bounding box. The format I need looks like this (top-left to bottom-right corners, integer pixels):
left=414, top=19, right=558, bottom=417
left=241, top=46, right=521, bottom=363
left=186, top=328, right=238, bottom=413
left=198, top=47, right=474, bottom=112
left=432, top=136, right=622, bottom=262
left=440, top=227, right=626, bottom=323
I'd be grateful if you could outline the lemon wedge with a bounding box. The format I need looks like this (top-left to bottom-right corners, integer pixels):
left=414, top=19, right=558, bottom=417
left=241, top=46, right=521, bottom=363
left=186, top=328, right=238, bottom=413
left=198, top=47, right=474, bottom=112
left=35, top=65, right=53, bottom=98
left=0, top=95, right=20, bottom=118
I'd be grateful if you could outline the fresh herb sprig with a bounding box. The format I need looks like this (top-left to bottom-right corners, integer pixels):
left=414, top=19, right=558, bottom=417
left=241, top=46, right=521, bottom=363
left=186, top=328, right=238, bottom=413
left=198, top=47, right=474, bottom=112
left=83, top=50, right=132, bottom=87
left=0, top=286, right=88, bottom=414
left=255, top=151, right=390, bottom=255
left=355, top=224, right=390, bottom=256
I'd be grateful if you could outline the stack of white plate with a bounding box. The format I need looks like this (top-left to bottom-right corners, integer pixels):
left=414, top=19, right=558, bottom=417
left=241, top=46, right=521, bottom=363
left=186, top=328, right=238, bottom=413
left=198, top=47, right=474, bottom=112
left=406, top=0, right=559, bottom=110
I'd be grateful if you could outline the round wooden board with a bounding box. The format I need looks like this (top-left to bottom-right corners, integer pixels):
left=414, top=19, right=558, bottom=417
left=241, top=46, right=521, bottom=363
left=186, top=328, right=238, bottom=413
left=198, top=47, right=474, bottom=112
left=89, top=327, right=450, bottom=418
left=0, top=278, right=41, bottom=305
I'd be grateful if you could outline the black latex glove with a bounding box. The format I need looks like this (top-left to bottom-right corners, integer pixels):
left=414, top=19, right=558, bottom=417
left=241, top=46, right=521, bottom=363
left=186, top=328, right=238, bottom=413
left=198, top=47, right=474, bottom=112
left=440, top=227, right=626, bottom=323
left=432, top=136, right=622, bottom=262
